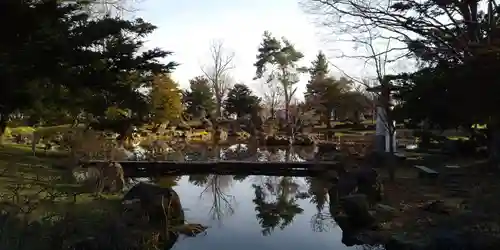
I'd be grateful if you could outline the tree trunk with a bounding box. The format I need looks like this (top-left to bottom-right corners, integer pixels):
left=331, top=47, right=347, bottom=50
left=215, top=96, right=222, bottom=119
left=387, top=126, right=396, bottom=181
left=285, top=95, right=290, bottom=124
left=0, top=114, right=8, bottom=144
left=326, top=112, right=332, bottom=129
left=285, top=93, right=291, bottom=136
left=381, top=85, right=396, bottom=182
left=487, top=122, right=500, bottom=170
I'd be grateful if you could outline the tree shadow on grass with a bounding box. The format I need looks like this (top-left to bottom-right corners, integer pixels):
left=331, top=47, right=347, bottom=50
left=0, top=179, right=177, bottom=250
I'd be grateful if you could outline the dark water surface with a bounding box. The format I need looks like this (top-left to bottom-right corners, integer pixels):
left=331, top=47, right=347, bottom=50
left=121, top=142, right=380, bottom=249
left=156, top=175, right=356, bottom=250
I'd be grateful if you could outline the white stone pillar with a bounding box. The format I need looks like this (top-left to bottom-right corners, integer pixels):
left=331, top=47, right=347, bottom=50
left=384, top=121, right=397, bottom=153
left=375, top=106, right=397, bottom=153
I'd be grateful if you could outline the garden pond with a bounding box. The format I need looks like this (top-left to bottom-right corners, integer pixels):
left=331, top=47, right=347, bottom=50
left=154, top=174, right=373, bottom=250
left=119, top=143, right=380, bottom=250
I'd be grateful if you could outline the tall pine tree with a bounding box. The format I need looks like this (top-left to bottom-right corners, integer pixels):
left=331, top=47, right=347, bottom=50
left=305, top=51, right=350, bottom=128
left=308, top=51, right=329, bottom=82
left=183, top=76, right=216, bottom=117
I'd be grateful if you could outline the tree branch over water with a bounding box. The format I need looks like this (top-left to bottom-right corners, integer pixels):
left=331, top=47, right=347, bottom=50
left=199, top=175, right=236, bottom=224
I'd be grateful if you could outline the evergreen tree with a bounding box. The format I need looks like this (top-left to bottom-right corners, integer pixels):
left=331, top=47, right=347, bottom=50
left=224, top=84, right=260, bottom=118
left=308, top=51, right=329, bottom=82
left=184, top=76, right=216, bottom=117
left=254, top=31, right=307, bottom=124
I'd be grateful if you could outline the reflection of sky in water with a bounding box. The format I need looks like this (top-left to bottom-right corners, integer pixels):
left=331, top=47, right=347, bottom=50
left=122, top=143, right=323, bottom=162
left=116, top=143, right=353, bottom=249
left=169, top=176, right=356, bottom=250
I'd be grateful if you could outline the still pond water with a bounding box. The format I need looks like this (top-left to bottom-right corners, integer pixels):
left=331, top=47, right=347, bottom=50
left=120, top=143, right=378, bottom=249
left=156, top=175, right=356, bottom=250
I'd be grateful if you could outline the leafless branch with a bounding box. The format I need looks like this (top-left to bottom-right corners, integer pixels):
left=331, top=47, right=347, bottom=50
left=200, top=40, right=236, bottom=118
left=74, top=0, right=143, bottom=17
left=199, top=175, right=236, bottom=225
left=256, top=77, right=284, bottom=119
left=301, top=0, right=497, bottom=64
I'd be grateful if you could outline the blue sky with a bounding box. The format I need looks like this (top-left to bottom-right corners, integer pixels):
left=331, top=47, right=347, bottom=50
left=134, top=0, right=364, bottom=97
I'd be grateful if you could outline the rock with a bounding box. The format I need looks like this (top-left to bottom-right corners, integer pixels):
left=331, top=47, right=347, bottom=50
left=214, top=129, right=228, bottom=141
left=340, top=194, right=376, bottom=228
left=419, top=200, right=451, bottom=215
left=264, top=135, right=291, bottom=146
left=122, top=182, right=185, bottom=227
left=375, top=204, right=397, bottom=214
left=386, top=235, right=427, bottom=250
left=93, top=161, right=124, bottom=193
left=110, top=147, right=133, bottom=160
left=324, top=170, right=339, bottom=182
left=292, top=133, right=316, bottom=146
left=315, top=143, right=340, bottom=161
left=336, top=172, right=358, bottom=198
left=354, top=167, right=384, bottom=203
left=335, top=212, right=384, bottom=247
left=200, top=117, right=212, bottom=129
left=71, top=161, right=124, bottom=194
left=72, top=166, right=101, bottom=184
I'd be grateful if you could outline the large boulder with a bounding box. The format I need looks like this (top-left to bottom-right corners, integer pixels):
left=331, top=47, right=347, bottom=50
left=122, top=182, right=185, bottom=227
left=72, top=161, right=125, bottom=194
left=100, top=161, right=125, bottom=193
left=264, top=135, right=291, bottom=146
left=336, top=172, right=359, bottom=199
left=340, top=194, right=376, bottom=229
left=354, top=167, right=383, bottom=204
left=329, top=167, right=383, bottom=206
left=292, top=133, right=316, bottom=146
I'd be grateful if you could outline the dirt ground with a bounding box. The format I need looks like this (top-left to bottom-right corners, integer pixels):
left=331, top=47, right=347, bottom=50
left=371, top=159, right=500, bottom=248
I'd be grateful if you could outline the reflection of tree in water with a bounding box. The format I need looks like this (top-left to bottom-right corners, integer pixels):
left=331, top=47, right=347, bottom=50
left=262, top=147, right=306, bottom=162
left=252, top=177, right=304, bottom=236
left=196, top=175, right=236, bottom=224
left=306, top=177, right=337, bottom=232
left=188, top=174, right=210, bottom=186
left=154, top=176, right=181, bottom=188
left=232, top=175, right=248, bottom=182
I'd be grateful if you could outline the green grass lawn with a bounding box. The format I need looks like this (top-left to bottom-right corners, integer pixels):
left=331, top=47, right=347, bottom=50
left=0, top=143, right=126, bottom=249
left=0, top=143, right=121, bottom=202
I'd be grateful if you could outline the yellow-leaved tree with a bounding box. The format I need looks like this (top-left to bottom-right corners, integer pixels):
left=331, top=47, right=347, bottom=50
left=150, top=74, right=183, bottom=127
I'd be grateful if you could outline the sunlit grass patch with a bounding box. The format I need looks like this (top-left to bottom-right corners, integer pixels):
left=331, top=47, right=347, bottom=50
left=5, top=124, right=83, bottom=137
left=4, top=126, right=36, bottom=137
left=472, top=124, right=487, bottom=129
left=446, top=136, right=470, bottom=141
left=236, top=131, right=250, bottom=139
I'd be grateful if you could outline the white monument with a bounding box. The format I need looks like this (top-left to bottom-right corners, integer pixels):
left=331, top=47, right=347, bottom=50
left=375, top=106, right=397, bottom=153
left=368, top=83, right=399, bottom=153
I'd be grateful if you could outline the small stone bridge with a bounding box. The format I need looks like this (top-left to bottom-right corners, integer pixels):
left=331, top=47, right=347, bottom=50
left=82, top=160, right=343, bottom=177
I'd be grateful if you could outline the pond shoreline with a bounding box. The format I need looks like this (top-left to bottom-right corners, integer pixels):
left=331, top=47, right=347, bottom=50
left=2, top=143, right=500, bottom=249
left=344, top=164, right=500, bottom=250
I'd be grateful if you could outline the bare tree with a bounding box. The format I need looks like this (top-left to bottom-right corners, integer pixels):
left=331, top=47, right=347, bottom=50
left=306, top=20, right=401, bottom=180
left=257, top=78, right=284, bottom=120
left=201, top=40, right=235, bottom=118
left=301, top=0, right=498, bottom=65
left=72, top=0, right=143, bottom=17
